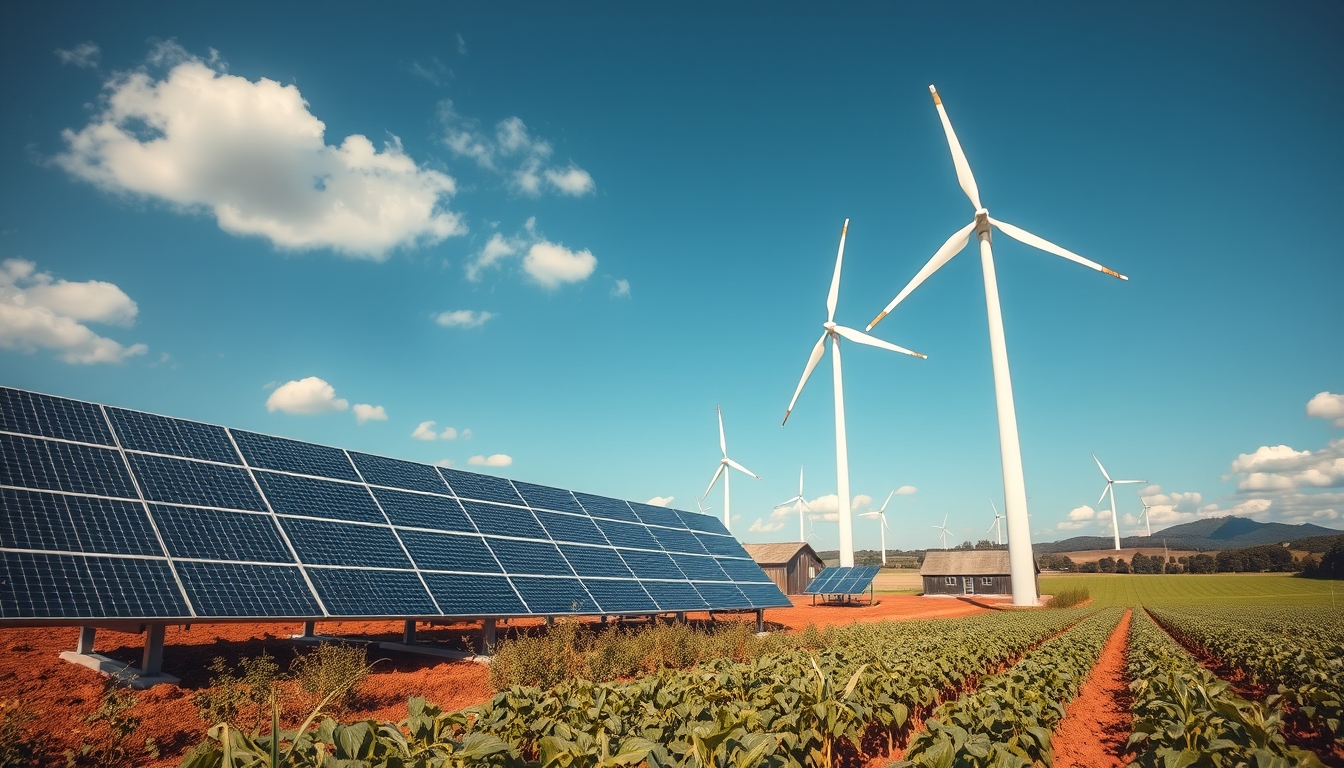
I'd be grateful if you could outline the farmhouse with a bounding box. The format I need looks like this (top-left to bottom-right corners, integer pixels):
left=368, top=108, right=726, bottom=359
left=743, top=542, right=826, bottom=595
left=920, top=550, right=1038, bottom=596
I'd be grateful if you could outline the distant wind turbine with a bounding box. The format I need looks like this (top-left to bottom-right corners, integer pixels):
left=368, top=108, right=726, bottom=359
left=1138, top=497, right=1154, bottom=537
left=987, top=500, right=1004, bottom=545
left=694, top=495, right=713, bottom=516
left=702, top=406, right=758, bottom=532
left=1093, top=453, right=1145, bottom=550
left=860, top=490, right=897, bottom=565
left=783, top=220, right=926, bottom=567
left=933, top=514, right=952, bottom=550
left=866, top=86, right=1129, bottom=606
left=773, top=466, right=812, bottom=543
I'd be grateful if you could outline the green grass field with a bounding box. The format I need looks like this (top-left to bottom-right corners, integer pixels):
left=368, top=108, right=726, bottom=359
left=1040, top=572, right=1344, bottom=607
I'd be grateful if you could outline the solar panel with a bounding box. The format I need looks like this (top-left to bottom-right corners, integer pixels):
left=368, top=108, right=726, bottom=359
left=0, top=385, right=788, bottom=623
left=803, top=566, right=880, bottom=595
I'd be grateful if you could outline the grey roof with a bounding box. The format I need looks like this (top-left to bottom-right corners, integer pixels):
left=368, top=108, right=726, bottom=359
left=742, top=542, right=823, bottom=566
left=920, top=550, right=1036, bottom=576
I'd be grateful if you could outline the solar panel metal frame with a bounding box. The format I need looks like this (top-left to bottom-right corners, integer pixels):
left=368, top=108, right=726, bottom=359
left=0, top=386, right=789, bottom=625
left=803, top=565, right=881, bottom=596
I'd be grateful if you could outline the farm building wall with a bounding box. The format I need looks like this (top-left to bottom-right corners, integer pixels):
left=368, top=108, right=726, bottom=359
left=921, top=574, right=1016, bottom=596
left=745, top=543, right=826, bottom=595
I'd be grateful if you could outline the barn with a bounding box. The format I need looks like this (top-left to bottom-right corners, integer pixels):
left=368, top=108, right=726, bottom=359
left=920, top=550, right=1037, bottom=596
left=742, top=542, right=826, bottom=595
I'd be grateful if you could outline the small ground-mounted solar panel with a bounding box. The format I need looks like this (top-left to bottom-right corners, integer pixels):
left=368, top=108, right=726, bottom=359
left=0, top=385, right=789, bottom=625
left=803, top=565, right=880, bottom=596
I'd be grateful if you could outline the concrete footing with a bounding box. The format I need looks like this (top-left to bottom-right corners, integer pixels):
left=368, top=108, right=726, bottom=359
left=60, top=624, right=178, bottom=688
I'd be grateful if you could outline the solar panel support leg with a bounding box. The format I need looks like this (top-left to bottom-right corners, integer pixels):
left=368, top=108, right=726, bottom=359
left=545, top=617, right=554, bottom=627
left=301, top=621, right=316, bottom=638
left=481, top=619, right=497, bottom=651
left=77, top=626, right=96, bottom=655
left=675, top=612, right=685, bottom=623
left=141, top=624, right=165, bottom=677
left=755, top=610, right=764, bottom=634
left=403, top=620, right=416, bottom=645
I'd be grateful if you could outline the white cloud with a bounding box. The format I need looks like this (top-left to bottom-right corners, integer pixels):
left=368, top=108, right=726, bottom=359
left=57, top=49, right=463, bottom=259
left=434, top=459, right=454, bottom=468
left=802, top=494, right=873, bottom=515
left=468, top=453, right=512, bottom=467
left=646, top=496, right=674, bottom=507
left=439, top=426, right=457, bottom=440
left=894, top=485, right=917, bottom=496
left=435, top=309, right=494, bottom=328
left=353, top=403, right=386, bottom=423
left=266, top=377, right=348, bottom=415
left=0, top=259, right=147, bottom=364
left=749, top=518, right=786, bottom=534
left=461, top=428, right=473, bottom=440
left=611, top=279, right=630, bottom=298
left=1232, top=440, right=1344, bottom=493
left=412, top=421, right=438, bottom=440
left=466, top=232, right=521, bottom=281
left=438, top=101, right=594, bottom=197
left=55, top=42, right=100, bottom=69
left=465, top=218, right=596, bottom=288
left=455, top=33, right=468, bottom=56
left=1307, top=392, right=1344, bottom=427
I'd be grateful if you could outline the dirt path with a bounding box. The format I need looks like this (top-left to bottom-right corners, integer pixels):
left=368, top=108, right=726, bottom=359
left=1051, top=608, right=1133, bottom=768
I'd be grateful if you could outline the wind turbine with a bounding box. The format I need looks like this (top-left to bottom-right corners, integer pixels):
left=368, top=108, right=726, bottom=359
left=702, top=406, right=758, bottom=532
left=782, top=220, right=926, bottom=567
left=860, top=490, right=896, bottom=565
left=933, top=514, right=952, bottom=550
left=866, top=86, right=1129, bottom=606
left=1093, top=453, right=1145, bottom=550
left=694, top=495, right=713, bottom=516
left=773, top=466, right=812, bottom=543
left=987, top=499, right=1004, bottom=546
left=1138, top=497, right=1154, bottom=537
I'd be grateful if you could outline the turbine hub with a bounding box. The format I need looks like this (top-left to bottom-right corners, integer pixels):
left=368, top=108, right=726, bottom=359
left=974, top=208, right=992, bottom=239
left=823, top=321, right=836, bottom=330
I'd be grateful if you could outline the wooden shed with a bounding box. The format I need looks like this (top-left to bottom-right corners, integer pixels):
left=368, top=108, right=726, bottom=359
left=919, top=550, right=1037, bottom=596
left=742, top=542, right=826, bottom=595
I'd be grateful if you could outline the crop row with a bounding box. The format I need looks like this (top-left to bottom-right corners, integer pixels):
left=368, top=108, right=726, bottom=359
left=893, top=607, right=1124, bottom=767
left=1149, top=606, right=1344, bottom=744
left=1127, top=610, right=1324, bottom=767
left=180, top=608, right=1097, bottom=767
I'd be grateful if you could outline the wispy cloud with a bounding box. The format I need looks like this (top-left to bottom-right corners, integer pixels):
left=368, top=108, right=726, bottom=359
left=749, top=518, right=785, bottom=533
left=438, top=101, right=594, bottom=197
left=464, top=218, right=596, bottom=288
left=55, top=42, right=100, bottom=69
left=434, top=309, right=495, bottom=328
left=611, top=279, right=630, bottom=298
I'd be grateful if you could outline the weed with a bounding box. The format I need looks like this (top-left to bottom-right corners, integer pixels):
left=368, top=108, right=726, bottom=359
left=64, top=676, right=149, bottom=768
left=291, top=642, right=371, bottom=714
left=0, top=699, right=51, bottom=768
left=192, top=650, right=283, bottom=734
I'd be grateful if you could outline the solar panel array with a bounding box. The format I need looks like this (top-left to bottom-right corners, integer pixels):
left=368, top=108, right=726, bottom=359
left=803, top=566, right=880, bottom=595
left=0, top=387, right=789, bottom=623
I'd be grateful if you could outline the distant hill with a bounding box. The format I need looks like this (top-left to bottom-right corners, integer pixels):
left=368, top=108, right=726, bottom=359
left=1033, top=516, right=1342, bottom=554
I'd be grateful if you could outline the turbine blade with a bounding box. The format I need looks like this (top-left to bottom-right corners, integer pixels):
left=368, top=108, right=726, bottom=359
left=783, top=332, right=829, bottom=425
left=703, top=464, right=725, bottom=500
left=880, top=489, right=895, bottom=513
left=773, top=496, right=803, bottom=509
left=990, top=498, right=999, bottom=516
left=717, top=406, right=727, bottom=456
left=1098, top=484, right=1111, bottom=508
left=929, top=85, right=981, bottom=210
left=832, top=325, right=927, bottom=359
left=867, top=222, right=974, bottom=330
left=827, top=219, right=849, bottom=323
left=1113, top=479, right=1147, bottom=485
left=989, top=217, right=1128, bottom=281
left=987, top=520, right=996, bottom=533
left=725, top=457, right=759, bottom=479
left=798, top=465, right=804, bottom=496
left=1092, top=452, right=1112, bottom=482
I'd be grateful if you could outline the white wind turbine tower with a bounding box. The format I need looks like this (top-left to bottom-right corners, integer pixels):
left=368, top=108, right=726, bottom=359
left=860, top=490, right=897, bottom=565
left=783, top=220, right=927, bottom=567
left=1093, top=453, right=1145, bottom=550
left=1139, top=497, right=1154, bottom=537
left=988, top=500, right=1005, bottom=546
left=867, top=85, right=1130, bottom=606
left=702, top=406, right=758, bottom=532
left=933, top=514, right=952, bottom=550
left=773, top=466, right=812, bottom=543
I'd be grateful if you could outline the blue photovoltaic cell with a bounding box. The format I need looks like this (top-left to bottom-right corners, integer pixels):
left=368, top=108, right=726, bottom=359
left=399, top=530, right=500, bottom=573
left=738, top=582, right=790, bottom=608
left=0, top=552, right=188, bottom=619
left=675, top=509, right=731, bottom=535
left=0, top=389, right=113, bottom=445
left=152, top=506, right=293, bottom=563
left=594, top=519, right=661, bottom=551
left=693, top=582, right=751, bottom=609
left=438, top=467, right=523, bottom=505
left=458, top=500, right=546, bottom=539
left=177, top=561, right=320, bottom=617
left=716, top=557, right=769, bottom=582
left=350, top=452, right=449, bottom=494
left=231, top=431, right=359, bottom=481
left=512, top=480, right=585, bottom=515
left=46, top=441, right=138, bottom=498
left=532, top=510, right=608, bottom=546
left=640, top=580, right=707, bottom=611
left=372, top=488, right=473, bottom=532
left=557, top=544, right=634, bottom=578
left=279, top=518, right=411, bottom=569
left=804, top=566, right=879, bottom=595
left=308, top=568, right=438, bottom=617
left=423, top=573, right=525, bottom=616
left=254, top=471, right=382, bottom=523
left=695, top=533, right=751, bottom=558
left=581, top=579, right=657, bottom=613
left=647, top=526, right=708, bottom=555
left=621, top=549, right=686, bottom=580
left=106, top=408, right=239, bottom=464
left=572, top=492, right=639, bottom=522
left=511, top=576, right=598, bottom=614
left=672, top=554, right=730, bottom=581
left=485, top=538, right=573, bottom=576
left=0, top=434, right=56, bottom=491
left=627, top=501, right=687, bottom=529
left=0, top=488, right=162, bottom=557
left=130, top=453, right=265, bottom=511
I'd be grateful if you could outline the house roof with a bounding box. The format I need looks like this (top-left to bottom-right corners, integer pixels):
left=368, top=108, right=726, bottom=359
left=920, top=550, right=1036, bottom=576
left=742, top=542, right=822, bottom=565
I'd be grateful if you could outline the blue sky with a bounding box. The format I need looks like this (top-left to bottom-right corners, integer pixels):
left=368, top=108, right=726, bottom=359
left=2, top=2, right=1341, bottom=551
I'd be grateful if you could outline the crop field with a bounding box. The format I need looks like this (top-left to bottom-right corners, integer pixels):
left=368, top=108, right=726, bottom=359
left=1040, top=572, right=1344, bottom=606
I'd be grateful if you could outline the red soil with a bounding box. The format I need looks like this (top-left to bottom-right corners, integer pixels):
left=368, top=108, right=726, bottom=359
left=0, top=595, right=987, bottom=766
left=1052, top=608, right=1133, bottom=768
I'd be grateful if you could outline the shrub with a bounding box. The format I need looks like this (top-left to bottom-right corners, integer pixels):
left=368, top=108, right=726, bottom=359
left=1046, top=587, right=1089, bottom=608
left=193, top=650, right=283, bottom=733
left=292, top=642, right=372, bottom=714
left=0, top=700, right=51, bottom=768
